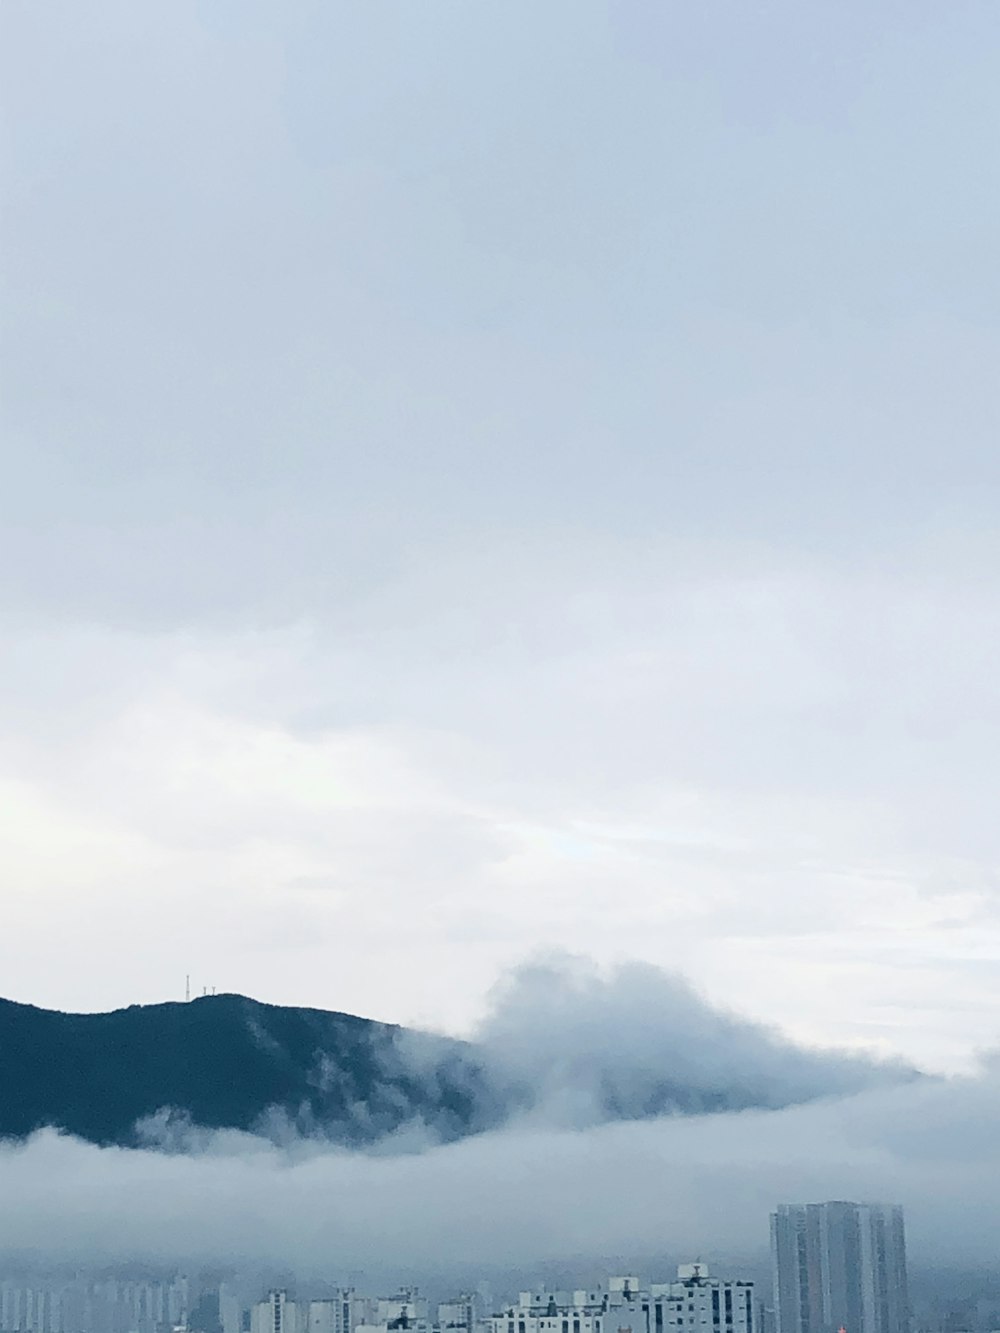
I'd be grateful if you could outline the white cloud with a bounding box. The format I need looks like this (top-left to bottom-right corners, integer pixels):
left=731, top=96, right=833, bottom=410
left=3, top=0, right=1000, bottom=1090
left=1, top=553, right=999, bottom=1068
left=2, top=1066, right=997, bottom=1272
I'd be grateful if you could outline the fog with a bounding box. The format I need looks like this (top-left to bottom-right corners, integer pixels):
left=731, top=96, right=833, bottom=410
left=2, top=1069, right=997, bottom=1272
left=1, top=960, right=996, bottom=1273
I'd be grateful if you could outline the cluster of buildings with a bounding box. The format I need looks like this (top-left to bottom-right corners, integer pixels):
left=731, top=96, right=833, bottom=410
left=248, top=1200, right=909, bottom=1333
left=248, top=1267, right=757, bottom=1333
left=0, top=1201, right=919, bottom=1333
left=250, top=1289, right=472, bottom=1333
left=0, top=1275, right=190, bottom=1333
left=483, top=1265, right=755, bottom=1333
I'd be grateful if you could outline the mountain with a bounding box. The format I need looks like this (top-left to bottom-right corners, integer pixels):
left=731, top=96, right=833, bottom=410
left=0, top=987, right=917, bottom=1152
left=0, top=992, right=497, bottom=1149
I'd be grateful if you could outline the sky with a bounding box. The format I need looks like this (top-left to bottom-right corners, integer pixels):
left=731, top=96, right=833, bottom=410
left=3, top=0, right=1000, bottom=1079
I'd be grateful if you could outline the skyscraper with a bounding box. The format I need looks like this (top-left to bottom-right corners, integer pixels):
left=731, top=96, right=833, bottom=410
left=771, top=1202, right=909, bottom=1333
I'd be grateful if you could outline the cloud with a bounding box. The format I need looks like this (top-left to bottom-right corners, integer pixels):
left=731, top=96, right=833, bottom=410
left=1, top=1062, right=996, bottom=1273
left=1, top=585, right=999, bottom=1075
left=113, top=955, right=917, bottom=1152
left=5, top=955, right=978, bottom=1275
left=3, top=0, right=1000, bottom=1166
left=457, top=956, right=916, bottom=1129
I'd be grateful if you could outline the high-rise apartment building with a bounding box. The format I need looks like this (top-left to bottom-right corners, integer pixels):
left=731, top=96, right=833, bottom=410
left=771, top=1202, right=909, bottom=1333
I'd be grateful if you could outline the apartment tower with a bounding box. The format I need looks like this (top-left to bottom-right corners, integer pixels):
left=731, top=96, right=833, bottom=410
left=771, top=1202, right=908, bottom=1333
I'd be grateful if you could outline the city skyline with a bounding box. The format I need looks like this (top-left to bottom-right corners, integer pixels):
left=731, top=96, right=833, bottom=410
left=3, top=1220, right=985, bottom=1333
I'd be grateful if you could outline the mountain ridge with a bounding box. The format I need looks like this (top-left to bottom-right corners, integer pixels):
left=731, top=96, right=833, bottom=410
left=0, top=991, right=493, bottom=1149
left=0, top=984, right=918, bottom=1153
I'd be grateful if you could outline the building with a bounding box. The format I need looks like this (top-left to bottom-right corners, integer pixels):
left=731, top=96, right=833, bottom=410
left=487, top=1268, right=755, bottom=1333
left=252, top=1291, right=305, bottom=1333
left=220, top=1283, right=244, bottom=1333
left=309, top=1293, right=372, bottom=1333
left=377, top=1292, right=429, bottom=1333
left=309, top=1300, right=345, bottom=1333
left=438, top=1296, right=481, bottom=1333
left=649, top=1264, right=756, bottom=1333
left=0, top=1273, right=190, bottom=1333
left=771, top=1202, right=909, bottom=1333
left=488, top=1281, right=639, bottom=1333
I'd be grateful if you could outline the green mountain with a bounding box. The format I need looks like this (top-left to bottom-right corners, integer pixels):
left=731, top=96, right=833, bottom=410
left=0, top=992, right=495, bottom=1148
left=0, top=989, right=916, bottom=1152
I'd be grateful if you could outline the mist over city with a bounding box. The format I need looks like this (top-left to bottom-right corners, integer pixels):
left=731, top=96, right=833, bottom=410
left=2, top=2, right=999, bottom=1332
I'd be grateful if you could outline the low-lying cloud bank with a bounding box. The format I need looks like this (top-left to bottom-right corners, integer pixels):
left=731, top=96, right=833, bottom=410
left=2, top=1070, right=998, bottom=1270
left=0, top=961, right=995, bottom=1272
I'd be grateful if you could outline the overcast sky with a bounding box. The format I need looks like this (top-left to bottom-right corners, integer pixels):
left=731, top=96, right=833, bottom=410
left=3, top=0, right=1000, bottom=1076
